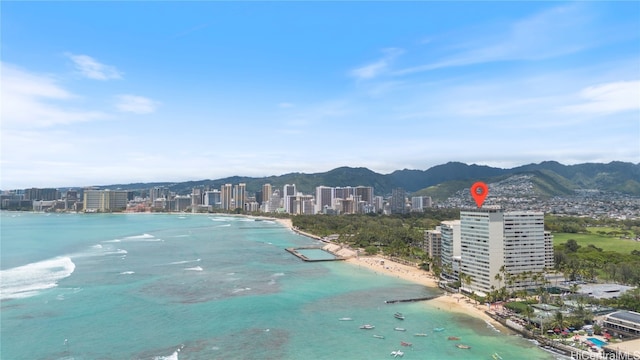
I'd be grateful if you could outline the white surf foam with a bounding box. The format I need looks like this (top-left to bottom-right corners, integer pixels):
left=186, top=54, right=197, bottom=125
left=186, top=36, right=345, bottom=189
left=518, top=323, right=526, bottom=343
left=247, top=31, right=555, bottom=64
left=104, top=234, right=162, bottom=243
left=126, top=233, right=155, bottom=239
left=184, top=266, right=203, bottom=271
left=215, top=224, right=231, bottom=227
left=232, top=287, right=251, bottom=293
left=0, top=257, right=76, bottom=300
left=168, top=259, right=201, bottom=265
left=120, top=271, right=135, bottom=275
left=154, top=351, right=179, bottom=360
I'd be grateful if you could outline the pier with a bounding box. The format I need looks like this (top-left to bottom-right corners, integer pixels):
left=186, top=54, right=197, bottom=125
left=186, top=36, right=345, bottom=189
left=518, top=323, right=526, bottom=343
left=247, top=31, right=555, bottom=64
left=285, top=247, right=346, bottom=262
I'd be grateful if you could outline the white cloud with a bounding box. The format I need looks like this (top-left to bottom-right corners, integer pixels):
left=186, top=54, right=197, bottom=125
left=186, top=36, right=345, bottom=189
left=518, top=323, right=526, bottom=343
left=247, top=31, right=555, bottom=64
left=0, top=63, right=106, bottom=128
left=350, top=48, right=404, bottom=80
left=560, top=80, right=640, bottom=114
left=115, top=95, right=159, bottom=114
left=66, top=53, right=122, bottom=80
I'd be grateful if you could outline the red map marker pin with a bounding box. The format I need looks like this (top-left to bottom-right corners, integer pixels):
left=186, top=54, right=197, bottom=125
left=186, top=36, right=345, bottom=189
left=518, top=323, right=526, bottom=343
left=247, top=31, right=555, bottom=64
left=470, top=182, right=488, bottom=208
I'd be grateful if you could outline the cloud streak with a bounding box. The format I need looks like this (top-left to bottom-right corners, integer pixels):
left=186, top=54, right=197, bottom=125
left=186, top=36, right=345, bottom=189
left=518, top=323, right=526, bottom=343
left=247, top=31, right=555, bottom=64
left=394, top=4, right=596, bottom=75
left=66, top=53, right=123, bottom=80
left=560, top=80, right=640, bottom=115
left=115, top=95, right=159, bottom=114
left=0, top=63, right=106, bottom=128
left=350, top=48, right=404, bottom=80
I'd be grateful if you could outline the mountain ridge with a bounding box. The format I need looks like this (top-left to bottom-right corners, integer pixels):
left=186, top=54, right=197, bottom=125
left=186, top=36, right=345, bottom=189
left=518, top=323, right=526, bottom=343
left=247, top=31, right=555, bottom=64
left=85, top=161, right=640, bottom=198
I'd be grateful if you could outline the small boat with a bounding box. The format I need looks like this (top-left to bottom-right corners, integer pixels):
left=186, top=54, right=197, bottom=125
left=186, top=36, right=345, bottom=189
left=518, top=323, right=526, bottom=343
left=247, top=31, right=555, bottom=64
left=400, top=341, right=412, bottom=347
left=448, top=336, right=460, bottom=340
left=338, top=317, right=353, bottom=321
left=394, top=327, right=406, bottom=331
left=414, top=333, right=428, bottom=337
left=394, top=312, right=405, bottom=320
left=390, top=350, right=404, bottom=358
left=373, top=334, right=385, bottom=339
left=360, top=324, right=375, bottom=330
left=456, top=344, right=471, bottom=349
left=433, top=327, right=445, bottom=332
left=492, top=353, right=503, bottom=360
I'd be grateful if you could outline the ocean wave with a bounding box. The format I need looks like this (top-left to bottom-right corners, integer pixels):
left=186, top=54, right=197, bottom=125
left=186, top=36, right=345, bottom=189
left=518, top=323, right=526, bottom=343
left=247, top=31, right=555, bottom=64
left=168, top=259, right=201, bottom=265
left=232, top=287, right=251, bottom=293
left=104, top=234, right=162, bottom=243
left=120, top=271, right=135, bottom=275
left=126, top=234, right=155, bottom=239
left=0, top=257, right=76, bottom=300
left=215, top=224, right=231, bottom=227
left=271, top=273, right=285, bottom=277
left=184, top=266, right=203, bottom=271
left=153, top=350, right=179, bottom=360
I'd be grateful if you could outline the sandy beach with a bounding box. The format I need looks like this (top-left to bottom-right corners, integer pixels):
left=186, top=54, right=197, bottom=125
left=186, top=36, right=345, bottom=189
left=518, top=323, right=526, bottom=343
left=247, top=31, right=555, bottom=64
left=272, top=216, right=508, bottom=332
left=345, top=255, right=509, bottom=332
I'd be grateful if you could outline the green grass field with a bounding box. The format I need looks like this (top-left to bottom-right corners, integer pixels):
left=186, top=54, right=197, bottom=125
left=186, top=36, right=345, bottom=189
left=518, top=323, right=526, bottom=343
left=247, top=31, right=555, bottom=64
left=553, top=230, right=640, bottom=253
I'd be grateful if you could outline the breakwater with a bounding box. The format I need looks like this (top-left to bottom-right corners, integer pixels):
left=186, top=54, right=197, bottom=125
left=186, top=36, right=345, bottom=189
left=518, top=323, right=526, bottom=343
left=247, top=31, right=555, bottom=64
left=285, top=247, right=346, bottom=262
left=384, top=296, right=439, bottom=304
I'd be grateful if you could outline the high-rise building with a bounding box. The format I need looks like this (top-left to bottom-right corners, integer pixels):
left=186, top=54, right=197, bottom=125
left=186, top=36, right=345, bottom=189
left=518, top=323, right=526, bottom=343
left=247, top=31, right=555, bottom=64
left=411, top=196, right=424, bottom=212
left=459, top=208, right=549, bottom=295
left=234, top=183, right=246, bottom=210
left=355, top=186, right=374, bottom=205
left=220, top=184, right=233, bottom=210
left=544, top=231, right=554, bottom=270
left=83, top=190, right=129, bottom=212
left=261, top=184, right=272, bottom=206
left=424, top=227, right=442, bottom=265
left=390, top=188, right=406, bottom=214
left=283, top=184, right=296, bottom=213
left=24, top=188, right=59, bottom=201
left=440, top=220, right=461, bottom=281
left=315, top=186, right=335, bottom=214
left=204, top=190, right=221, bottom=207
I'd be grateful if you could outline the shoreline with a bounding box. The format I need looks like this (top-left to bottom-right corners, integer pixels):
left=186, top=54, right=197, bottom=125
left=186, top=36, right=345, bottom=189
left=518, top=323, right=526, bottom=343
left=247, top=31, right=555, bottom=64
left=271, top=217, right=510, bottom=333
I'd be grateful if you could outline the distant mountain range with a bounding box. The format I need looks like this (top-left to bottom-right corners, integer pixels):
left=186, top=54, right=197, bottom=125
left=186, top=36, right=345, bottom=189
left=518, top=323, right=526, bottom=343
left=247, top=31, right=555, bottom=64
left=99, top=161, right=640, bottom=199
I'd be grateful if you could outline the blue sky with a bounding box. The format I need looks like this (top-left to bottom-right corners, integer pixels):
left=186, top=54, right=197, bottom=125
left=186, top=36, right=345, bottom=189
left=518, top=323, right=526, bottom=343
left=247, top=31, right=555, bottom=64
left=1, top=2, right=639, bottom=189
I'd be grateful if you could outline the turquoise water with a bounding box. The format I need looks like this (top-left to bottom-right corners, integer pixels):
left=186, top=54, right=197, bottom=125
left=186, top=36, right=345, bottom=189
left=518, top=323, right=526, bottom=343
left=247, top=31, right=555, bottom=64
left=586, top=337, right=607, bottom=347
left=0, top=212, right=563, bottom=359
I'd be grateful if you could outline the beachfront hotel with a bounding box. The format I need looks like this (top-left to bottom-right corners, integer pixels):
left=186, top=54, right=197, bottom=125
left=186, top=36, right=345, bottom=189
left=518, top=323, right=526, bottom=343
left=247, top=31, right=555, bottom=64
left=447, top=207, right=551, bottom=296
left=83, top=189, right=129, bottom=212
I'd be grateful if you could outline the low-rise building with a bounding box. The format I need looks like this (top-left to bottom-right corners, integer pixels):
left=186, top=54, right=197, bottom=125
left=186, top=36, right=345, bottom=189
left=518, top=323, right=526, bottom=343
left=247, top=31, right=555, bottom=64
left=603, top=310, right=640, bottom=339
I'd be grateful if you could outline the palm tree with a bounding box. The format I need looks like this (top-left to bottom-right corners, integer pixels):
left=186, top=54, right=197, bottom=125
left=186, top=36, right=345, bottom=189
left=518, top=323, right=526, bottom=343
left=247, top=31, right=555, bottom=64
left=522, top=305, right=534, bottom=329
left=554, top=311, right=565, bottom=332
left=494, top=273, right=503, bottom=300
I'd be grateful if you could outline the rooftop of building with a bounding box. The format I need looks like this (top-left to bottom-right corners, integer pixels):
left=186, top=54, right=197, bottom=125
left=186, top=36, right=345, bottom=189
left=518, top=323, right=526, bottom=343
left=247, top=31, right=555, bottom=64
left=578, top=284, right=636, bottom=300
left=606, top=310, right=640, bottom=324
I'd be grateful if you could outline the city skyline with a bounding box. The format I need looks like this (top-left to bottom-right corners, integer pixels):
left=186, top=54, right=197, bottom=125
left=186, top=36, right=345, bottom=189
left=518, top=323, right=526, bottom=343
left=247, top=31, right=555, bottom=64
left=2, top=2, right=639, bottom=190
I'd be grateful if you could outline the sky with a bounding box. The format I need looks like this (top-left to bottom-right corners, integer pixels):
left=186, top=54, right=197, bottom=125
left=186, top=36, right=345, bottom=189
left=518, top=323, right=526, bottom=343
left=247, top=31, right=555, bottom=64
left=1, top=2, right=639, bottom=190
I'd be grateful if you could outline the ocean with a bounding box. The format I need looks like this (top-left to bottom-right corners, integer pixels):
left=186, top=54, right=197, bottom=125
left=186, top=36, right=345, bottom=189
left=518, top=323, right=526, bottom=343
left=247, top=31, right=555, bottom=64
left=0, top=212, right=562, bottom=359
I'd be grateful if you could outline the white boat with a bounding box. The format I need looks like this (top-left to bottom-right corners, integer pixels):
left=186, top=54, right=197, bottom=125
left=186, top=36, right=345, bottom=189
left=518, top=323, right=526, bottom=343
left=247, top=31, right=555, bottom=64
left=394, top=327, right=406, bottom=331
left=339, top=317, right=353, bottom=321
left=390, top=350, right=404, bottom=357
left=394, top=312, right=405, bottom=320
left=360, top=324, right=375, bottom=330
left=433, top=327, right=445, bottom=332
left=373, top=334, right=385, bottom=339
left=414, top=333, right=428, bottom=337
